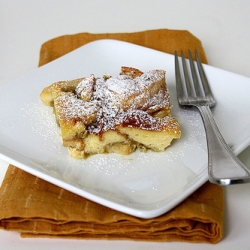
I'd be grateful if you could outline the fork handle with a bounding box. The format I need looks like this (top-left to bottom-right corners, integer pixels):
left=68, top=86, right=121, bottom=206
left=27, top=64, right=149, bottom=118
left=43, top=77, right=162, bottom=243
left=196, top=105, right=250, bottom=185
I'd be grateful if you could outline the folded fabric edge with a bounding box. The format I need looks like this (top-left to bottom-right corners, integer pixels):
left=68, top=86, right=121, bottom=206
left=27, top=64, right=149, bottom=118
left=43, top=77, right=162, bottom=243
left=38, top=28, right=208, bottom=67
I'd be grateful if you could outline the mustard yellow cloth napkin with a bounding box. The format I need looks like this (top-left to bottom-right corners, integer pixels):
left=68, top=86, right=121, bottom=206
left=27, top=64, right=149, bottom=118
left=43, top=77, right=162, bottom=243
left=0, top=29, right=224, bottom=243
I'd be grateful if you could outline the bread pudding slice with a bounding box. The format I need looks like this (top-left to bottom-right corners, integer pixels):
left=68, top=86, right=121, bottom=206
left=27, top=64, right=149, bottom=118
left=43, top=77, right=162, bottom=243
left=40, top=67, right=181, bottom=159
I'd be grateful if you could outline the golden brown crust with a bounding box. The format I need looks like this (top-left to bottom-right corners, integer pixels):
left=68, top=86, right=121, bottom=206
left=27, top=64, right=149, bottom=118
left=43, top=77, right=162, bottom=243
left=40, top=78, right=86, bottom=106
left=120, top=66, right=144, bottom=78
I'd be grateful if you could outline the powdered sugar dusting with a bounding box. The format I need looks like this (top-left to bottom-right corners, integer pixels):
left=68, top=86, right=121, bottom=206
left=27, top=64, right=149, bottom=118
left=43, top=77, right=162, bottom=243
left=55, top=69, right=174, bottom=134
left=55, top=93, right=98, bottom=124
left=75, top=74, right=95, bottom=101
left=115, top=109, right=176, bottom=131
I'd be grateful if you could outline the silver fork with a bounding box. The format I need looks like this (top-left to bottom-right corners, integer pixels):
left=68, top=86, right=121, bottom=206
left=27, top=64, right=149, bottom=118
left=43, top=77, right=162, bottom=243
left=175, top=50, right=250, bottom=185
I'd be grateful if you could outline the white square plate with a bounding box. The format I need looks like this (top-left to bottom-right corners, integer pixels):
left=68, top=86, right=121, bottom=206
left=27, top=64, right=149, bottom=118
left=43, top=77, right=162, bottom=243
left=0, top=40, right=250, bottom=218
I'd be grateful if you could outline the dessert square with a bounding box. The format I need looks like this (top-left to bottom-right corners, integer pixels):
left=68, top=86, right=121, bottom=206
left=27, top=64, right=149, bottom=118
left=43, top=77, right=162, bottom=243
left=40, top=67, right=181, bottom=159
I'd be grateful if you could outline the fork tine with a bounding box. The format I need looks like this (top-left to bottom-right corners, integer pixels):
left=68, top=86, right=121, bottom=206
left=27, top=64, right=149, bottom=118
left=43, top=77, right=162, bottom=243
left=180, top=51, right=194, bottom=98
left=195, top=50, right=214, bottom=100
left=188, top=50, right=202, bottom=98
left=174, top=51, right=185, bottom=101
